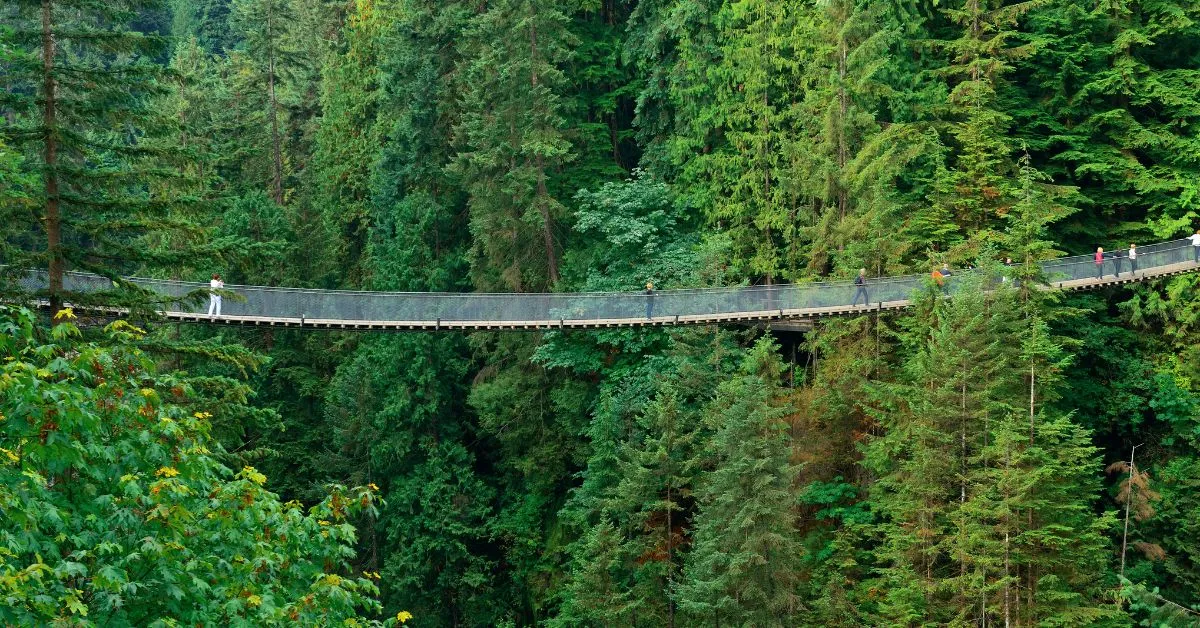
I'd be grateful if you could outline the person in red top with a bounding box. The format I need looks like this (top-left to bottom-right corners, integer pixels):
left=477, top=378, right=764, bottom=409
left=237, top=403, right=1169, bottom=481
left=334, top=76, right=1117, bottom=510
left=1094, top=247, right=1104, bottom=280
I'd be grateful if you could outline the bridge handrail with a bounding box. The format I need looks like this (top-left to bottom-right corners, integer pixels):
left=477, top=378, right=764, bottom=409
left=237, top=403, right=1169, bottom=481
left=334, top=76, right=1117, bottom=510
left=5, top=238, right=1196, bottom=323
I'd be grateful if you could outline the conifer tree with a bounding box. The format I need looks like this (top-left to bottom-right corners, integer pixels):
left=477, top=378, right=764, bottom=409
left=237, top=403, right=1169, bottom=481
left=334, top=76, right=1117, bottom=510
left=625, top=0, right=721, bottom=177
left=927, top=0, right=1040, bottom=255
left=1018, top=0, right=1200, bottom=245
left=676, top=338, right=805, bottom=625
left=451, top=0, right=576, bottom=290
left=229, top=0, right=297, bottom=205
left=861, top=265, right=1117, bottom=624
left=795, top=0, right=933, bottom=277
left=1, top=0, right=220, bottom=311
left=673, top=0, right=805, bottom=282
left=311, top=0, right=384, bottom=285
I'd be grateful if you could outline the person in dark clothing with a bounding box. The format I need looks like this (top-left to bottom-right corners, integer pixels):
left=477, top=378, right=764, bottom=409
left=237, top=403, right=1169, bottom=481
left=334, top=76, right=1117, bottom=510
left=644, top=281, right=655, bottom=320
left=852, top=269, right=869, bottom=306
left=1109, top=248, right=1123, bottom=277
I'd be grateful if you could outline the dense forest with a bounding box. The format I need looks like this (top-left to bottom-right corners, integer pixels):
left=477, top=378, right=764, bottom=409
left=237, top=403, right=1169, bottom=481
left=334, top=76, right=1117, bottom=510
left=3, top=0, right=1200, bottom=625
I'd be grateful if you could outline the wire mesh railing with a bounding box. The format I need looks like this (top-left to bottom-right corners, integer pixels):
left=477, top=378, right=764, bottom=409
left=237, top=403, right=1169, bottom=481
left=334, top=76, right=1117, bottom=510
left=9, top=239, right=1199, bottom=324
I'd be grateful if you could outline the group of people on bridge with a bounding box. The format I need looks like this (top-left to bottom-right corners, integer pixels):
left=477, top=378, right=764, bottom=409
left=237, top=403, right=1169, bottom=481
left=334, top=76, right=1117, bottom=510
left=1094, top=244, right=1140, bottom=280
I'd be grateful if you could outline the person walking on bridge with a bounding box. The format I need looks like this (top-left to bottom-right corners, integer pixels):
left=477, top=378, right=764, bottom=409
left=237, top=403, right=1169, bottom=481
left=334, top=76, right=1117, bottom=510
left=1191, top=229, right=1200, bottom=263
left=852, top=269, right=869, bottom=306
left=936, top=263, right=952, bottom=294
left=1128, top=243, right=1138, bottom=276
left=644, top=281, right=655, bottom=320
left=208, top=273, right=224, bottom=317
left=1094, top=247, right=1105, bottom=279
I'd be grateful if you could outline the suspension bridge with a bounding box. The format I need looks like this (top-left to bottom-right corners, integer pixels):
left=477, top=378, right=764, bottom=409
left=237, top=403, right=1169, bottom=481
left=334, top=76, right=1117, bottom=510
left=12, top=239, right=1200, bottom=331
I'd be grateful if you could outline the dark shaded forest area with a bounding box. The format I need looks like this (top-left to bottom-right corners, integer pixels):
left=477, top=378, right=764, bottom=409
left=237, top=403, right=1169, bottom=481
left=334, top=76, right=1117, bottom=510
left=2, top=0, right=1200, bottom=625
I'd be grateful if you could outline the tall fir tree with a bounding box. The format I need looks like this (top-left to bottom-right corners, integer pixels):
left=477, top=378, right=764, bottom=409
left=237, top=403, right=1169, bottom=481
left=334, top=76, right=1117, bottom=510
left=1, top=0, right=224, bottom=311
left=676, top=338, right=805, bottom=625
left=229, top=0, right=297, bottom=206
left=924, top=0, right=1041, bottom=258
left=451, top=0, right=577, bottom=291
left=672, top=0, right=805, bottom=283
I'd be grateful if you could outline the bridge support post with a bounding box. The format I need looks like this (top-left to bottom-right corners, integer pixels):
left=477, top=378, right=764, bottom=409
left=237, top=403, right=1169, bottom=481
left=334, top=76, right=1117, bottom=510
left=559, top=318, right=564, bottom=330
left=436, top=317, right=441, bottom=331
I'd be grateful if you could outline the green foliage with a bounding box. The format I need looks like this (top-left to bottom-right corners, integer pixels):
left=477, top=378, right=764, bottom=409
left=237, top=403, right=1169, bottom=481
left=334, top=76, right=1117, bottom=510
left=0, top=307, right=389, bottom=625
left=676, top=338, right=805, bottom=625
left=0, top=0, right=227, bottom=307
left=859, top=277, right=1117, bottom=625
left=451, top=0, right=577, bottom=290
left=9, top=0, right=1200, bottom=623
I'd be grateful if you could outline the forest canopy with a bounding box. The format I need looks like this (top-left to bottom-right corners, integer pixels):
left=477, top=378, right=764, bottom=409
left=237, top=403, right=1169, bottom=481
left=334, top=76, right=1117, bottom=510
left=2, top=0, right=1200, bottom=625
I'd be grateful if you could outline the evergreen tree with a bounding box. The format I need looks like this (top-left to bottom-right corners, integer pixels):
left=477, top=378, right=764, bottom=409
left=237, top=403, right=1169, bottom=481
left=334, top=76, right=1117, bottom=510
left=672, top=0, right=805, bottom=283
left=795, top=0, right=934, bottom=277
left=1017, top=0, right=1200, bottom=246
left=926, top=0, right=1041, bottom=256
left=860, top=268, right=1117, bottom=625
left=1, top=0, right=222, bottom=311
left=676, top=338, right=805, bottom=625
left=311, top=0, right=383, bottom=286
left=451, top=0, right=577, bottom=290
left=625, top=0, right=722, bottom=178
left=229, top=0, right=297, bottom=205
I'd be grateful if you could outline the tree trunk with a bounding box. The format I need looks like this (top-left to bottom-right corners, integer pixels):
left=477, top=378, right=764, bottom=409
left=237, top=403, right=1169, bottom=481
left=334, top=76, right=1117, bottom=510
left=837, top=12, right=849, bottom=222
left=666, top=411, right=675, bottom=628
left=1119, top=444, right=1138, bottom=584
left=41, top=0, right=63, bottom=315
left=529, top=17, right=559, bottom=285
left=268, top=3, right=284, bottom=205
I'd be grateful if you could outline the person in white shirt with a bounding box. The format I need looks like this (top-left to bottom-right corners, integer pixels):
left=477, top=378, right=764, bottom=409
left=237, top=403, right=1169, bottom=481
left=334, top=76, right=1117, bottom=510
left=208, top=273, right=224, bottom=317
left=1128, top=243, right=1137, bottom=275
left=1191, top=229, right=1200, bottom=264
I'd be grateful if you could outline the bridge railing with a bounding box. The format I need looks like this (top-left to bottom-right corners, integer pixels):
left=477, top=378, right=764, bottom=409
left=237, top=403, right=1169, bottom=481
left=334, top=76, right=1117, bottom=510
left=8, top=239, right=1196, bottom=323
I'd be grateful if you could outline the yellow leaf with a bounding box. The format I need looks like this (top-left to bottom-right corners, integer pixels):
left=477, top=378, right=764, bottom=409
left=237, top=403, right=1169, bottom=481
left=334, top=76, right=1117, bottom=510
left=396, top=611, right=413, bottom=624
left=155, top=466, right=179, bottom=478
left=193, top=411, right=212, bottom=420
left=240, top=466, right=267, bottom=486
left=56, top=308, right=76, bottom=320
left=247, top=594, right=262, bottom=607
left=140, top=388, right=155, bottom=398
